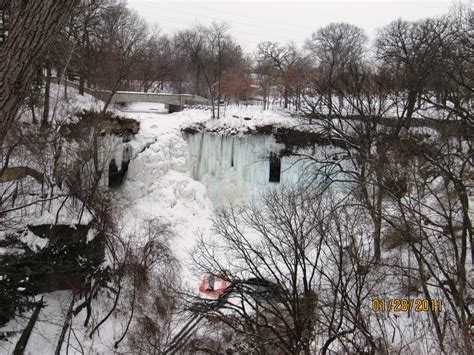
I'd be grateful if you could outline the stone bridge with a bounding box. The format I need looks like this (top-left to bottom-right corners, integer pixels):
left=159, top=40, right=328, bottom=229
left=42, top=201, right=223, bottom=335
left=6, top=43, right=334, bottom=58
left=62, top=79, right=210, bottom=112
left=96, top=91, right=210, bottom=112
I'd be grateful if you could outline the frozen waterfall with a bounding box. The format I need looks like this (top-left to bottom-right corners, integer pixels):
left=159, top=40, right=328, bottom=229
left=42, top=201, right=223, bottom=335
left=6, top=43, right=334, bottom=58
left=184, top=132, right=314, bottom=206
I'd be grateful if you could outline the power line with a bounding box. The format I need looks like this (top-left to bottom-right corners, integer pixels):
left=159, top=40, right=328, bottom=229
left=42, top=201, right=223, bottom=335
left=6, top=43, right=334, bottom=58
left=144, top=11, right=312, bottom=38
left=194, top=3, right=317, bottom=33
left=130, top=4, right=316, bottom=42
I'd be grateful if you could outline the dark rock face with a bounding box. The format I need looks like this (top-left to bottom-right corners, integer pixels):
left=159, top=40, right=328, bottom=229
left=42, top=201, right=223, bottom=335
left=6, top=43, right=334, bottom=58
left=0, top=224, right=105, bottom=326
left=182, top=123, right=345, bottom=154
left=59, top=109, right=140, bottom=139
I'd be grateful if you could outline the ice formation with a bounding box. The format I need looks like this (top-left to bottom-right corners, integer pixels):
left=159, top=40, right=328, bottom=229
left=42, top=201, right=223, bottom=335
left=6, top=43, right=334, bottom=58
left=184, top=132, right=314, bottom=206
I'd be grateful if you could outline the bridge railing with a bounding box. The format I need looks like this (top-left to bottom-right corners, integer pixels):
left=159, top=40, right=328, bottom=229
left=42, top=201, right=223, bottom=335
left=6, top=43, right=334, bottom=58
left=57, top=78, right=210, bottom=109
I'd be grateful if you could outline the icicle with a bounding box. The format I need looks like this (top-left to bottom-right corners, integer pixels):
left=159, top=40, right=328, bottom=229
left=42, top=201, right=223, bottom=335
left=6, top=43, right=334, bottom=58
left=185, top=132, right=314, bottom=206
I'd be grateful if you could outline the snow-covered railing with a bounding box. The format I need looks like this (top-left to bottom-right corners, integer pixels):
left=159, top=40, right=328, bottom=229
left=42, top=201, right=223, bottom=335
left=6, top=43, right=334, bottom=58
left=58, top=78, right=210, bottom=110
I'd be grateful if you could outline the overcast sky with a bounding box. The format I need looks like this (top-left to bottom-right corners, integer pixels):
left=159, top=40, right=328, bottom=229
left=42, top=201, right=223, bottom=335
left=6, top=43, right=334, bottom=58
left=126, top=1, right=454, bottom=52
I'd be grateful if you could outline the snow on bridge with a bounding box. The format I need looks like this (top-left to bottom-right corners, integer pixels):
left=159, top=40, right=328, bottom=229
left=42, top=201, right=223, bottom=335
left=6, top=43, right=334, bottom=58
left=96, top=90, right=210, bottom=112
left=62, top=79, right=210, bottom=112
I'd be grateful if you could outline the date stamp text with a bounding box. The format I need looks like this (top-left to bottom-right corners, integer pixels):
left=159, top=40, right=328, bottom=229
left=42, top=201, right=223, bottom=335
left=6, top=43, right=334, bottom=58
left=371, top=299, right=443, bottom=312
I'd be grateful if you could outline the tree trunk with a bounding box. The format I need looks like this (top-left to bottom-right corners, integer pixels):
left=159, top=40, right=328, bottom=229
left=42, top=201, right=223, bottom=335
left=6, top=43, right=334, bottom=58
left=79, top=75, right=85, bottom=96
left=0, top=0, right=78, bottom=144
left=327, top=90, right=333, bottom=116
left=13, top=300, right=44, bottom=355
left=210, top=94, right=216, bottom=119
left=404, top=89, right=417, bottom=125
left=373, top=178, right=383, bottom=262
left=29, top=101, right=37, bottom=124
left=411, top=246, right=446, bottom=353
left=64, top=76, right=68, bottom=101
left=217, top=59, right=221, bottom=119
left=41, top=59, right=51, bottom=127
left=54, top=296, right=74, bottom=355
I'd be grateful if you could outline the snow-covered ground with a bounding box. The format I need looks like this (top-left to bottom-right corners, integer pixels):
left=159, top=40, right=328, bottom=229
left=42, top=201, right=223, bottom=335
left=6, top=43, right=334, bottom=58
left=1, top=84, right=470, bottom=353
left=177, top=104, right=301, bottom=135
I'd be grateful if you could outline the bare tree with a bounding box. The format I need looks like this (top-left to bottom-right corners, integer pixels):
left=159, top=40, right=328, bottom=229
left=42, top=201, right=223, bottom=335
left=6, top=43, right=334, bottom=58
left=208, top=22, right=230, bottom=119
left=254, top=57, right=277, bottom=110
left=305, top=22, right=368, bottom=115
left=81, top=219, right=179, bottom=354
left=0, top=0, right=78, bottom=144
left=189, top=188, right=381, bottom=354
left=378, top=126, right=473, bottom=354
left=219, top=56, right=253, bottom=105
left=257, top=41, right=299, bottom=109
left=375, top=18, right=451, bottom=131
left=135, top=32, right=175, bottom=93
left=175, top=26, right=213, bottom=101
left=93, top=3, right=149, bottom=112
left=420, top=5, right=473, bottom=126
left=64, top=0, right=109, bottom=95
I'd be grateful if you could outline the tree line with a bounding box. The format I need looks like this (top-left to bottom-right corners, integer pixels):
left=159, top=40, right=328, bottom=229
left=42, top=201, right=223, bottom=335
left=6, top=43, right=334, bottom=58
left=1, top=1, right=472, bottom=125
